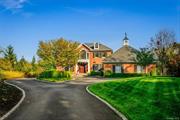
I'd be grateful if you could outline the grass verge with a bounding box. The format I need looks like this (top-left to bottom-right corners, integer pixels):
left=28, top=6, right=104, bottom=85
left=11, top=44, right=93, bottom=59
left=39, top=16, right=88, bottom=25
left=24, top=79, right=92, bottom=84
left=88, top=77, right=180, bottom=120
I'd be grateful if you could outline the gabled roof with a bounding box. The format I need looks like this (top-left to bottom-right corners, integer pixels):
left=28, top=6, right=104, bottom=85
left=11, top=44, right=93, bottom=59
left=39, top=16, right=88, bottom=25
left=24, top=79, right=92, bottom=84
left=84, top=43, right=112, bottom=51
left=103, top=45, right=138, bottom=63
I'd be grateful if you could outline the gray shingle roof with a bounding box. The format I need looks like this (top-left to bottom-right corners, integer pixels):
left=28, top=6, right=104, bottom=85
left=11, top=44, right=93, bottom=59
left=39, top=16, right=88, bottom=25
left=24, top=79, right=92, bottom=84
left=103, top=45, right=138, bottom=63
left=84, top=43, right=112, bottom=51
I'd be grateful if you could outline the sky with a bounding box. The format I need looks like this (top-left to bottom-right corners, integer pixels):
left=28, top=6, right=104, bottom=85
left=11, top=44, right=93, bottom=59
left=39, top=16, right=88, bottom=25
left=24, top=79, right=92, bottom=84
left=0, top=0, right=179, bottom=61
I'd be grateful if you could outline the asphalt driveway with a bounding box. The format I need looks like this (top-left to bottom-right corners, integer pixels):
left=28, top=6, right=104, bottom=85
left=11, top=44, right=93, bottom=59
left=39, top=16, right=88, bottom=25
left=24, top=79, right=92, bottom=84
left=5, top=79, right=122, bottom=120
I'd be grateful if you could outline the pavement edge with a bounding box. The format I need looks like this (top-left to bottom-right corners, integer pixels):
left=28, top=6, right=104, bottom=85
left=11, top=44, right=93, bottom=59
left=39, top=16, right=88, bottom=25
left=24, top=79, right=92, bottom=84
left=0, top=81, right=26, bottom=120
left=86, top=86, right=128, bottom=120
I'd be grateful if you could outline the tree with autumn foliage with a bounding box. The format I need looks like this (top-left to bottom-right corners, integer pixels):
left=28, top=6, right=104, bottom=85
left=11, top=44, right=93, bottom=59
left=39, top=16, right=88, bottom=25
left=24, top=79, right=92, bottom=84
left=166, top=43, right=180, bottom=76
left=37, top=38, right=80, bottom=71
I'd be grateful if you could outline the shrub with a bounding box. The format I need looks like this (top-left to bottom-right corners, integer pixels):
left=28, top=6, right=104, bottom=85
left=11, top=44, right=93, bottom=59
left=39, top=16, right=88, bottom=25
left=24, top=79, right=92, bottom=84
left=25, top=71, right=39, bottom=78
left=38, top=70, right=72, bottom=80
left=52, top=70, right=60, bottom=78
left=89, top=71, right=103, bottom=76
left=104, top=70, right=146, bottom=78
left=104, top=70, right=112, bottom=77
left=0, top=71, right=25, bottom=80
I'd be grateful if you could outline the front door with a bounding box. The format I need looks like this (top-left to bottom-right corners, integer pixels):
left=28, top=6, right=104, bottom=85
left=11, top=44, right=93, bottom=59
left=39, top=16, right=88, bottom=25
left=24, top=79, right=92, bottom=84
left=78, top=63, right=88, bottom=73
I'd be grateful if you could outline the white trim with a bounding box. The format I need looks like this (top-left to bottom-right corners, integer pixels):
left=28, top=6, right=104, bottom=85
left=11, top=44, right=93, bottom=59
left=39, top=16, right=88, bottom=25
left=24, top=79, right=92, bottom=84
left=88, top=60, right=90, bottom=73
left=86, top=86, right=128, bottom=120
left=77, top=43, right=92, bottom=51
left=0, top=81, right=26, bottom=120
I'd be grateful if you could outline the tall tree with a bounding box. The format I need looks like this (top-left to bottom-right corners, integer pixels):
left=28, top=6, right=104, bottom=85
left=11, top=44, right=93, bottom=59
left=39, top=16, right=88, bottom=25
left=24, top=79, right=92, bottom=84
left=3, top=45, right=17, bottom=70
left=16, top=56, right=31, bottom=72
left=37, top=41, right=55, bottom=69
left=150, top=29, right=176, bottom=75
left=134, top=48, right=155, bottom=73
left=37, top=38, right=80, bottom=70
left=53, top=38, right=80, bottom=70
left=166, top=43, right=180, bottom=76
left=31, top=56, right=37, bottom=71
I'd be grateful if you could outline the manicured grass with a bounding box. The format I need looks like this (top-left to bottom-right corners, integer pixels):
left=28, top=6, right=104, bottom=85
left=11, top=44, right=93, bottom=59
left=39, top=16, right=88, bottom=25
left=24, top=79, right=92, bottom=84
left=88, top=77, right=180, bottom=120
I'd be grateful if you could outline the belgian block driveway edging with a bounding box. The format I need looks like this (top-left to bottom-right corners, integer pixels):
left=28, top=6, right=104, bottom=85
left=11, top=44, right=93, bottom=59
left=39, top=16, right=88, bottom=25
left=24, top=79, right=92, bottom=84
left=86, top=86, right=128, bottom=120
left=0, top=81, right=26, bottom=120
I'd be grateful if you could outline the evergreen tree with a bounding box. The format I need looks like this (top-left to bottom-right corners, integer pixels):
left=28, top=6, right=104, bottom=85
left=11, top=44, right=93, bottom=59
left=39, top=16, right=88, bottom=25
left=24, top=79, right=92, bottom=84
left=134, top=48, right=155, bottom=73
left=31, top=56, right=36, bottom=71
left=3, top=45, right=17, bottom=70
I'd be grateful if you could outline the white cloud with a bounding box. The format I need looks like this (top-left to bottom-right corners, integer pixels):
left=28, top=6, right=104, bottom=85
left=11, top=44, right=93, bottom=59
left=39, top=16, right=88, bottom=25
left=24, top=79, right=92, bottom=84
left=0, top=0, right=27, bottom=11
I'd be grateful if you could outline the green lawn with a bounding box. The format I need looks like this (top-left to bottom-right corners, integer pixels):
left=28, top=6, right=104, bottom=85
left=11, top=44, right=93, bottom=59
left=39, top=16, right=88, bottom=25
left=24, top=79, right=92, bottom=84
left=88, top=77, right=180, bottom=120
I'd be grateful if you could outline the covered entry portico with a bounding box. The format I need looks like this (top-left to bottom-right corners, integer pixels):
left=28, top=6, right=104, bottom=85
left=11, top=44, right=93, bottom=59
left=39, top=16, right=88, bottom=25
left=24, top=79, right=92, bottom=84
left=77, top=59, right=90, bottom=73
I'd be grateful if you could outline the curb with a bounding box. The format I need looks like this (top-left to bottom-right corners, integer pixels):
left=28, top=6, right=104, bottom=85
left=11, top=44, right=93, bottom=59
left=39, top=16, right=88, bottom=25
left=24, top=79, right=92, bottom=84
left=0, top=81, right=26, bottom=120
left=86, top=86, right=128, bottom=120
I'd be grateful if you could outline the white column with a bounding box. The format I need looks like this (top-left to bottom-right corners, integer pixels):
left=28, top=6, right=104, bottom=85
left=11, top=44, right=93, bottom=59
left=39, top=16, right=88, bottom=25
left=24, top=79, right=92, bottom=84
left=88, top=60, right=90, bottom=73
left=75, top=64, right=78, bottom=73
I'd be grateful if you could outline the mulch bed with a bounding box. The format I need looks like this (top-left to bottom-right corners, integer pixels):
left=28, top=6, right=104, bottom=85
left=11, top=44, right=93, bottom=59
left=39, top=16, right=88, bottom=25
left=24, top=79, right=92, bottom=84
left=0, top=83, right=22, bottom=117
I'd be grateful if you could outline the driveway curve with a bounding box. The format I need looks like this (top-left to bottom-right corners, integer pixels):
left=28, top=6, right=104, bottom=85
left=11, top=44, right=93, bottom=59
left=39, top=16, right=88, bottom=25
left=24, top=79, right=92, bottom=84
left=5, top=79, right=122, bottom=120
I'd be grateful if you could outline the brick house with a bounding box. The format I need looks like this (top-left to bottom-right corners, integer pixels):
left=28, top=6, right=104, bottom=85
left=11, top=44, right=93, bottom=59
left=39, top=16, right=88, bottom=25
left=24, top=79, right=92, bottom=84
left=103, top=33, right=156, bottom=74
left=75, top=43, right=113, bottom=73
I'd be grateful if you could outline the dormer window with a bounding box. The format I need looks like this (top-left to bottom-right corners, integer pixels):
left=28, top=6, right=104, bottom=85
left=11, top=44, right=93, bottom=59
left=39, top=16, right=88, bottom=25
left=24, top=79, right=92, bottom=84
left=94, top=42, right=99, bottom=49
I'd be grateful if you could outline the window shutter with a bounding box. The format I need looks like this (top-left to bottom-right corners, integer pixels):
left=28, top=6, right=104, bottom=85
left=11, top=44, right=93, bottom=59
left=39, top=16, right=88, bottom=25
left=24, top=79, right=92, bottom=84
left=113, top=65, right=115, bottom=73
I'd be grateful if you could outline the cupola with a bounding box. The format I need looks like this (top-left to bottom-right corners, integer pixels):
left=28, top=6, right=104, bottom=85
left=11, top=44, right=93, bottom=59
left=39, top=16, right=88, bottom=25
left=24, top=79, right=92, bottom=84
left=94, top=42, right=99, bottom=49
left=123, top=32, right=129, bottom=46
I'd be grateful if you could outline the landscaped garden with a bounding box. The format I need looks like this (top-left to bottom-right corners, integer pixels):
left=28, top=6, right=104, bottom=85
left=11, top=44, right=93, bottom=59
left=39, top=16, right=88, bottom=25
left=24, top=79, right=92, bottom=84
left=88, top=77, right=180, bottom=120
left=37, top=70, right=72, bottom=82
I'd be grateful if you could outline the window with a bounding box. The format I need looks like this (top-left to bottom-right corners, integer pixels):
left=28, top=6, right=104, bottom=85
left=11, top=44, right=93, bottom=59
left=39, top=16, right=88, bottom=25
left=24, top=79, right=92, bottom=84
left=93, top=64, right=102, bottom=71
left=102, top=52, right=107, bottom=57
left=80, top=50, right=86, bottom=59
left=137, top=65, right=143, bottom=73
left=93, top=52, right=107, bottom=58
left=115, top=65, right=122, bottom=73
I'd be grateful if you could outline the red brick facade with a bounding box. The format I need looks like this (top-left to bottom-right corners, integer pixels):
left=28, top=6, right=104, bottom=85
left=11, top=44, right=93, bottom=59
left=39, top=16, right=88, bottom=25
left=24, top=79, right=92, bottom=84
left=76, top=44, right=112, bottom=73
left=103, top=63, right=156, bottom=73
left=77, top=44, right=156, bottom=74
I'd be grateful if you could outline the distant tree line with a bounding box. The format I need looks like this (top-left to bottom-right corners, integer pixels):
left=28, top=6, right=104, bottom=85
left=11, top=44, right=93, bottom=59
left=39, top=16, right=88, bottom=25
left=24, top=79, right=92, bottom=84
left=0, top=45, right=41, bottom=77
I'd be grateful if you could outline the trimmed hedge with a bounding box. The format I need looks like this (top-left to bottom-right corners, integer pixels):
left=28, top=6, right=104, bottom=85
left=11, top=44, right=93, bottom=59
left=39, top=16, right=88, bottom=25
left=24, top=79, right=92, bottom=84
left=89, top=70, right=103, bottom=76
left=38, top=70, right=72, bottom=80
left=104, top=70, right=147, bottom=78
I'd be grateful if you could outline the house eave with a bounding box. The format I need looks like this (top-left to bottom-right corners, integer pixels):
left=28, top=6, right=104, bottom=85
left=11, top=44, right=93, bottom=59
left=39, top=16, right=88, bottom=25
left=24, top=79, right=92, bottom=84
left=103, top=61, right=137, bottom=64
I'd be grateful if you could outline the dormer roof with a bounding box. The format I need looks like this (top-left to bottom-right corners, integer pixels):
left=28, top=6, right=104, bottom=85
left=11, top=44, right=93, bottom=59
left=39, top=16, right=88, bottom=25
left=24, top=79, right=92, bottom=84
left=84, top=43, right=112, bottom=51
